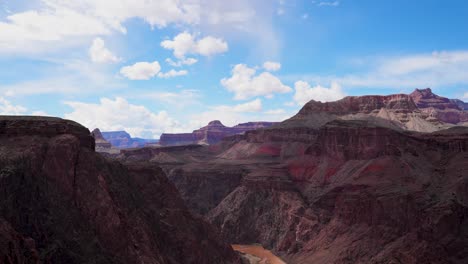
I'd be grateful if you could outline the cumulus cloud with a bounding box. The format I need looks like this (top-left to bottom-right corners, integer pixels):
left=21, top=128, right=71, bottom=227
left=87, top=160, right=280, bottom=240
left=263, top=61, right=281, bottom=71
left=165, top=57, right=198, bottom=67
left=157, top=69, right=188, bottom=79
left=161, top=32, right=228, bottom=58
left=120, top=61, right=161, bottom=80
left=0, top=97, right=27, bottom=115
left=293, top=81, right=345, bottom=105
left=89, top=37, right=120, bottom=63
left=221, top=64, right=292, bottom=100
left=64, top=97, right=182, bottom=138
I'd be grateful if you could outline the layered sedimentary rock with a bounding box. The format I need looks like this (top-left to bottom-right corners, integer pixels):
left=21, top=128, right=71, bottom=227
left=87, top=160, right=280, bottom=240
left=101, top=130, right=158, bottom=149
left=159, top=120, right=278, bottom=146
left=91, top=128, right=112, bottom=150
left=410, top=88, right=468, bottom=124
left=119, top=89, right=468, bottom=264
left=283, top=88, right=468, bottom=132
left=0, top=116, right=240, bottom=264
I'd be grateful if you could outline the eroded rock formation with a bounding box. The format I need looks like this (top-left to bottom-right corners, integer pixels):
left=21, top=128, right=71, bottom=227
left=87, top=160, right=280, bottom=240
left=159, top=120, right=278, bottom=146
left=0, top=116, right=241, bottom=264
left=101, top=130, right=158, bottom=149
left=119, top=89, right=468, bottom=264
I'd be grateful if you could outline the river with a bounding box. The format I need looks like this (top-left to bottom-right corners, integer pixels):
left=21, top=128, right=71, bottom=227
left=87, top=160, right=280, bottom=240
left=232, top=244, right=287, bottom=264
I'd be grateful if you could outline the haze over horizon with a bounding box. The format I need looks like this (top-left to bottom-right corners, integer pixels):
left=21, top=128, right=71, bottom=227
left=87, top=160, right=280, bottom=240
left=1, top=0, right=467, bottom=138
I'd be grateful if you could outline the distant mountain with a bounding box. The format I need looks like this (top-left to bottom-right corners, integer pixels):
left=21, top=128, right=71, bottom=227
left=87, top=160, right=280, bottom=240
left=283, top=88, right=468, bottom=132
left=159, top=120, right=278, bottom=146
left=101, top=130, right=158, bottom=149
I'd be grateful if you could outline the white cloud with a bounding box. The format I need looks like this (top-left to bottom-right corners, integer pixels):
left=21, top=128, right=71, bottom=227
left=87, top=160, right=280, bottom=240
left=165, top=57, right=198, bottom=67
left=157, top=69, right=188, bottom=79
left=0, top=0, right=199, bottom=52
left=221, top=64, right=292, bottom=100
left=293, top=81, right=345, bottom=105
left=0, top=97, right=27, bottom=115
left=0, top=0, right=280, bottom=58
left=463, top=92, right=468, bottom=100
left=89, top=37, right=120, bottom=63
left=315, top=1, right=340, bottom=7
left=287, top=50, right=468, bottom=90
left=265, top=108, right=286, bottom=115
left=187, top=99, right=288, bottom=130
left=231, top=98, right=262, bottom=112
left=143, top=89, right=201, bottom=107
left=64, top=97, right=182, bottom=138
left=0, top=60, right=124, bottom=96
left=32, top=110, right=50, bottom=116
left=120, top=61, right=161, bottom=80
left=263, top=61, right=281, bottom=71
left=161, top=32, right=228, bottom=58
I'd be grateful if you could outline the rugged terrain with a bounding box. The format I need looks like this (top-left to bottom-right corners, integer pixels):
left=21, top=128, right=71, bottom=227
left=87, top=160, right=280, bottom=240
left=120, top=89, right=468, bottom=263
left=101, top=130, right=158, bottom=149
left=159, top=120, right=277, bottom=146
left=0, top=116, right=241, bottom=264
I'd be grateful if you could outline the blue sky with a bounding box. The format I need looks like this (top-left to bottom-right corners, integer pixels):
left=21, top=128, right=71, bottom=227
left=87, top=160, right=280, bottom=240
left=0, top=0, right=467, bottom=138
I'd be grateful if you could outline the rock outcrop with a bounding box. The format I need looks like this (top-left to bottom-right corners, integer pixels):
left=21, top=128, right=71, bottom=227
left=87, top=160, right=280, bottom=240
left=159, top=120, right=278, bottom=146
left=91, top=128, right=112, bottom=150
left=409, top=88, right=468, bottom=124
left=101, top=130, right=158, bottom=149
left=0, top=116, right=241, bottom=264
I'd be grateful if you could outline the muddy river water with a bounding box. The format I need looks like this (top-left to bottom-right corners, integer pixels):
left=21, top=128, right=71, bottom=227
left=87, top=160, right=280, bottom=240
left=232, top=244, right=287, bottom=264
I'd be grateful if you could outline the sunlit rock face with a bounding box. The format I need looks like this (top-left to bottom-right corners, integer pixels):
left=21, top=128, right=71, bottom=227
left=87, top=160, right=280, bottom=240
left=0, top=116, right=241, bottom=264
left=119, top=89, right=468, bottom=264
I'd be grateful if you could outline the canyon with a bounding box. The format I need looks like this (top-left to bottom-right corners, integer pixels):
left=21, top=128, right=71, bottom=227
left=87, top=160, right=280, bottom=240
left=1, top=88, right=467, bottom=263
left=0, top=116, right=241, bottom=264
left=119, top=88, right=468, bottom=263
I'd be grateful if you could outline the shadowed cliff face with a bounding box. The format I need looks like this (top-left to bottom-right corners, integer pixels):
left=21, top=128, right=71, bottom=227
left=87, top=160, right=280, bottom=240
left=119, top=90, right=468, bottom=264
left=0, top=116, right=241, bottom=264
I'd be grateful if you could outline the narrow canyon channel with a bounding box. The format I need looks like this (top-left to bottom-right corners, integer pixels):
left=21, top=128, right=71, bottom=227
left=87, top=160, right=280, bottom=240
left=232, top=244, right=287, bottom=264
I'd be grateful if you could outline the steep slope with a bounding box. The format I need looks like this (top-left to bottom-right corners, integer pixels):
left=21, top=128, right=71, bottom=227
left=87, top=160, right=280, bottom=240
left=0, top=116, right=241, bottom=264
left=410, top=88, right=468, bottom=124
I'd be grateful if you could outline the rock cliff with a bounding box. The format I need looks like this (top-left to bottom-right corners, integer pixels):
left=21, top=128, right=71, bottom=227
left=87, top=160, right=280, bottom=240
left=0, top=116, right=241, bottom=264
